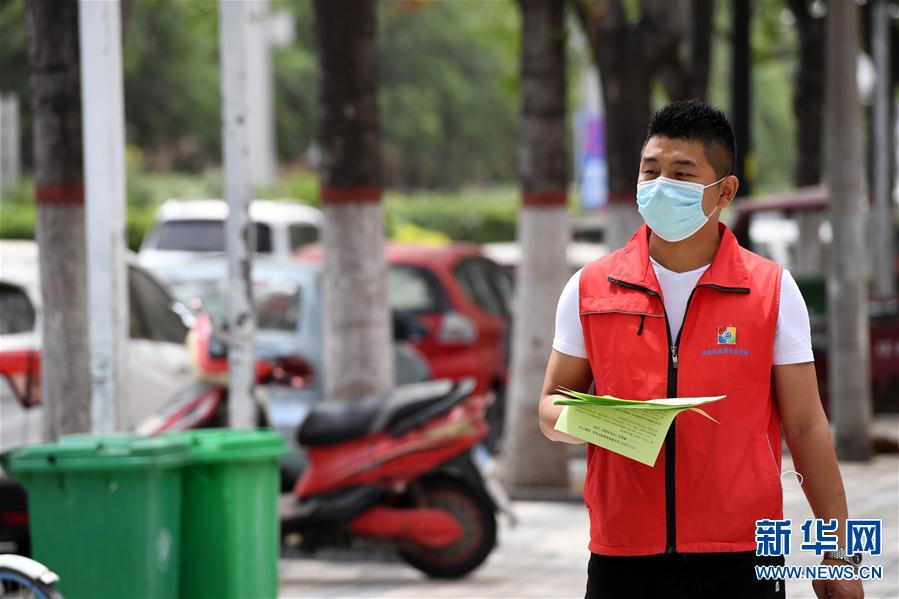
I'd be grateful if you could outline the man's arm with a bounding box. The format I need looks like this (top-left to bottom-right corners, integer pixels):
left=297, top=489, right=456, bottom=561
left=538, top=349, right=594, bottom=444
left=773, top=361, right=863, bottom=599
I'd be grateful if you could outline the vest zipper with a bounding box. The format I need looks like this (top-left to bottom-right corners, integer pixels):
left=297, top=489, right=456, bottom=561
left=608, top=276, right=698, bottom=555
left=607, top=276, right=750, bottom=553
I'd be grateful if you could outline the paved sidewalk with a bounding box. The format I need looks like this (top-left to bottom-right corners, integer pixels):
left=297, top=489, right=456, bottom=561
left=279, top=454, right=898, bottom=598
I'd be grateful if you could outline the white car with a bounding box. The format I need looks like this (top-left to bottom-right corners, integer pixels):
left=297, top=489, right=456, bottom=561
left=0, top=240, right=196, bottom=452
left=137, top=199, right=323, bottom=270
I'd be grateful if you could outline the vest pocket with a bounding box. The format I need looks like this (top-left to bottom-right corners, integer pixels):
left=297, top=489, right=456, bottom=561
left=756, top=432, right=782, bottom=515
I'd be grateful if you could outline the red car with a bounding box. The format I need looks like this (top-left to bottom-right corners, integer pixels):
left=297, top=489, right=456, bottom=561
left=297, top=243, right=514, bottom=450
left=385, top=244, right=512, bottom=391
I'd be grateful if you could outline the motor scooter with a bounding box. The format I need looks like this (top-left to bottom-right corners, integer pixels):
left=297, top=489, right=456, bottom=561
left=146, top=311, right=515, bottom=578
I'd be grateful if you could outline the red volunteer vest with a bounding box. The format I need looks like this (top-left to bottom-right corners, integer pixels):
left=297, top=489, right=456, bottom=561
left=579, top=222, right=784, bottom=556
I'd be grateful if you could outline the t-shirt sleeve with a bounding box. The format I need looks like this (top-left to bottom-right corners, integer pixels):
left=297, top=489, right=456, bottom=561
left=552, top=269, right=588, bottom=359
left=773, top=269, right=815, bottom=365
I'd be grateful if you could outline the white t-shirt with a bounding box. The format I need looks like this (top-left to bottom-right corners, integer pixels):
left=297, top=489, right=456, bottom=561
left=552, top=256, right=814, bottom=365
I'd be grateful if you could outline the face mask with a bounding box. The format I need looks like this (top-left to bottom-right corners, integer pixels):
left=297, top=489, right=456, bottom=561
left=636, top=176, right=726, bottom=242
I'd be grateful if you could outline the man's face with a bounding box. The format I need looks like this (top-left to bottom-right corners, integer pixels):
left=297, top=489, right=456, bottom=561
left=638, top=135, right=738, bottom=223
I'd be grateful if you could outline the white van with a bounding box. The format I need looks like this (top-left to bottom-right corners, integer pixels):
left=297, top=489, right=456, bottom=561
left=137, top=199, right=323, bottom=270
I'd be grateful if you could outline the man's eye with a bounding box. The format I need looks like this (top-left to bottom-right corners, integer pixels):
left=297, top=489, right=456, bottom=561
left=677, top=172, right=694, bottom=177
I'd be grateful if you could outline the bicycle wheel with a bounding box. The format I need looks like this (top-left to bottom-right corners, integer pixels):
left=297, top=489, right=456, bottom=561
left=0, top=556, right=62, bottom=599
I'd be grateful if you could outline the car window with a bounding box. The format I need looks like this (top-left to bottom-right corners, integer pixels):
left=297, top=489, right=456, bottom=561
left=170, top=279, right=301, bottom=332
left=483, top=260, right=514, bottom=317
left=289, top=224, right=320, bottom=250
left=152, top=220, right=272, bottom=253
left=388, top=265, right=443, bottom=313
left=170, top=281, right=229, bottom=322
left=255, top=223, right=273, bottom=253
left=255, top=282, right=301, bottom=331
left=129, top=267, right=188, bottom=344
left=454, top=258, right=505, bottom=317
left=0, top=283, right=35, bottom=335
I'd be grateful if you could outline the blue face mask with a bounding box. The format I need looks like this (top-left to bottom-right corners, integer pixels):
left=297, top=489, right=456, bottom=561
left=635, top=176, right=726, bottom=242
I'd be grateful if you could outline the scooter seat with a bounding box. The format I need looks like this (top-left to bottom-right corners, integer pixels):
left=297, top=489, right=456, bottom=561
left=298, top=379, right=469, bottom=446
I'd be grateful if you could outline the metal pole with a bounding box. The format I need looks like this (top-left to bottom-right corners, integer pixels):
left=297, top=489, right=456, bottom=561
left=825, top=0, right=871, bottom=461
left=0, top=94, right=21, bottom=194
left=79, top=0, right=128, bottom=433
left=246, top=0, right=276, bottom=186
left=219, top=0, right=257, bottom=428
left=871, top=0, right=895, bottom=300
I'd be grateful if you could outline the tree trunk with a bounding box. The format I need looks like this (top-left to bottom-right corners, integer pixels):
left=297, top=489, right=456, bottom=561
left=825, top=0, right=870, bottom=461
left=789, top=0, right=826, bottom=187
left=503, top=0, right=570, bottom=490
left=592, top=1, right=654, bottom=252
left=575, top=0, right=711, bottom=251
left=731, top=0, right=751, bottom=196
left=314, top=0, right=394, bottom=400
left=25, top=0, right=91, bottom=440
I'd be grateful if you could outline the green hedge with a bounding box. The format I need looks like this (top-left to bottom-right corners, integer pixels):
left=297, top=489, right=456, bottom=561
left=2, top=173, right=525, bottom=250
left=384, top=187, right=519, bottom=243
left=0, top=198, right=159, bottom=252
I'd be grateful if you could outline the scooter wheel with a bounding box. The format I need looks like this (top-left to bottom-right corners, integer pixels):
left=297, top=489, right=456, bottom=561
left=397, top=477, right=496, bottom=578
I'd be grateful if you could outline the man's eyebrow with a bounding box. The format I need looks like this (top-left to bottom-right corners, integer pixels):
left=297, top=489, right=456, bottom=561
left=639, top=156, right=698, bottom=168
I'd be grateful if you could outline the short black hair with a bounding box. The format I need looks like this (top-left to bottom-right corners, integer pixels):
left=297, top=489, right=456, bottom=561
left=644, top=100, right=736, bottom=178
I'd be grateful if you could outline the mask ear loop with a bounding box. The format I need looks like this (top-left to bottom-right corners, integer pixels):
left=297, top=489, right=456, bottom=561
left=702, top=175, right=728, bottom=189
left=703, top=175, right=728, bottom=219
left=780, top=469, right=803, bottom=490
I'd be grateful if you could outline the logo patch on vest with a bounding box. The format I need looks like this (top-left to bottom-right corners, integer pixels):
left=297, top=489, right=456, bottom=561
left=703, top=325, right=749, bottom=357
left=717, top=326, right=737, bottom=345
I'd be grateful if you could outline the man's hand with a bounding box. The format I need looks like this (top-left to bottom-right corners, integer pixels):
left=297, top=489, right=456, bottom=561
left=811, top=559, right=863, bottom=598
left=538, top=350, right=593, bottom=444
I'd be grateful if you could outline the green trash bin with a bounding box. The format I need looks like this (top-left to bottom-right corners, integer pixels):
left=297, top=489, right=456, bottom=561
left=0, top=434, right=188, bottom=599
left=164, top=429, right=287, bottom=599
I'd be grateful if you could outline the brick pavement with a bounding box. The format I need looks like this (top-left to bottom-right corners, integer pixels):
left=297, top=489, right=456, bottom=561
left=279, top=453, right=898, bottom=599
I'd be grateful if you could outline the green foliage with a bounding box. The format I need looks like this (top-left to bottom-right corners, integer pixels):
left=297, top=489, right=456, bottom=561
left=0, top=0, right=31, bottom=165
left=1, top=169, right=522, bottom=249
left=708, top=0, right=798, bottom=194
left=749, top=0, right=798, bottom=193
left=271, top=0, right=317, bottom=163
left=0, top=171, right=221, bottom=251
left=127, top=203, right=158, bottom=251
left=384, top=187, right=519, bottom=243
left=126, top=147, right=223, bottom=207
left=0, top=0, right=814, bottom=200
left=122, top=0, right=222, bottom=171
left=377, top=1, right=520, bottom=189
left=390, top=221, right=451, bottom=246
left=0, top=179, right=35, bottom=241
left=254, top=169, right=321, bottom=206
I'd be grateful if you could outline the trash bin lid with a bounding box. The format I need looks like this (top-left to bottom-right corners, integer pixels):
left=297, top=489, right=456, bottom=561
left=166, top=429, right=287, bottom=464
left=1, top=434, right=190, bottom=474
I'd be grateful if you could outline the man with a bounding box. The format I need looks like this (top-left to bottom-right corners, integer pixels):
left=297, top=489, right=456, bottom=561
left=538, top=101, right=863, bottom=599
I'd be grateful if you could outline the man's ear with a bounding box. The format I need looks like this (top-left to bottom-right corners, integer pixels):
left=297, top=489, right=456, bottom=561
left=719, top=175, right=740, bottom=208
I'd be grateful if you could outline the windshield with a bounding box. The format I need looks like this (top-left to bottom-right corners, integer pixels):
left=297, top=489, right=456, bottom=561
left=152, top=220, right=272, bottom=253
left=170, top=279, right=300, bottom=332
